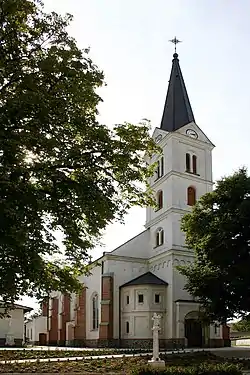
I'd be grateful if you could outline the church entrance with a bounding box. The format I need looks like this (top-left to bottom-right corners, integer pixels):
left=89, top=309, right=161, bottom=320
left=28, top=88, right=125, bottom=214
left=184, top=312, right=203, bottom=348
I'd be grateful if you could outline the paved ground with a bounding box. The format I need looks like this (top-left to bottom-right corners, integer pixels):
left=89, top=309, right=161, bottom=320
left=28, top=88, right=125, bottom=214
left=210, top=346, right=250, bottom=358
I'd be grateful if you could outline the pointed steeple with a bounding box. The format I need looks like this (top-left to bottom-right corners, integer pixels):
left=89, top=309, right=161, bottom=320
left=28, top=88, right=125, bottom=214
left=160, top=53, right=195, bottom=132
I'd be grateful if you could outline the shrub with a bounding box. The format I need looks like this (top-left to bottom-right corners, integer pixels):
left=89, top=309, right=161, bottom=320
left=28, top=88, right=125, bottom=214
left=132, top=363, right=242, bottom=375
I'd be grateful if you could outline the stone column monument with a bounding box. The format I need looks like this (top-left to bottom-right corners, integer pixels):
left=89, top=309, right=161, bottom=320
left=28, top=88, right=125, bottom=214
left=5, top=315, right=15, bottom=346
left=148, top=313, right=165, bottom=369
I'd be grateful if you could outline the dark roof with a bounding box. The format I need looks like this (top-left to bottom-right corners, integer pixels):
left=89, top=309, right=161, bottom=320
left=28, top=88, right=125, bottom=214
left=121, top=272, right=168, bottom=288
left=160, top=53, right=195, bottom=132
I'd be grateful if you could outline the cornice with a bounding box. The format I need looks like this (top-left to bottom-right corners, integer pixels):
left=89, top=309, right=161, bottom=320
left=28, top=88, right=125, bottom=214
left=145, top=206, right=190, bottom=229
left=151, top=170, right=213, bottom=191
left=104, top=253, right=148, bottom=264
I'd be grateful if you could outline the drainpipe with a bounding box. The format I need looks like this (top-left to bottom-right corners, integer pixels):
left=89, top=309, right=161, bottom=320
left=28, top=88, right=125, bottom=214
left=119, top=286, right=121, bottom=348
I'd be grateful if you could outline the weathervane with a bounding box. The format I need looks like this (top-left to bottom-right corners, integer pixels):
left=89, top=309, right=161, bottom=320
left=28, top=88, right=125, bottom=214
left=169, top=36, right=182, bottom=53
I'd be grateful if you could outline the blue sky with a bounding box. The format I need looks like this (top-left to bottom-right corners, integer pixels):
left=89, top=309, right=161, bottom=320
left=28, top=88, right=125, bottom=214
left=22, top=0, right=250, bottom=308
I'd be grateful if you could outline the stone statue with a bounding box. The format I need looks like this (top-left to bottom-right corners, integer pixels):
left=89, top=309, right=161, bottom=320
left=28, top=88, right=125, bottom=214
left=152, top=313, right=161, bottom=330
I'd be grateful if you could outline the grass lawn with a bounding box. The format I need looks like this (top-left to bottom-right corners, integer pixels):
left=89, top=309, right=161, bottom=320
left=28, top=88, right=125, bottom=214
left=0, top=351, right=248, bottom=374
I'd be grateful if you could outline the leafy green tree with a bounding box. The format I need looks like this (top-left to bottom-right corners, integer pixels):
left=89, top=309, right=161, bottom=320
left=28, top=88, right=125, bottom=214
left=178, top=168, right=250, bottom=323
left=232, top=317, right=250, bottom=332
left=0, top=0, right=158, bottom=305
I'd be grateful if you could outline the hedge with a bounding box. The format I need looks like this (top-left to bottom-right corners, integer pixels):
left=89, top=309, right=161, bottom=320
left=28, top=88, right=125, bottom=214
left=132, top=363, right=242, bottom=375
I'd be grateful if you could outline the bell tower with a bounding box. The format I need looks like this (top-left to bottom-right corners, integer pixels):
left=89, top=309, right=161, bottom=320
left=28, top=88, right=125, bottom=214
left=146, top=51, right=214, bottom=256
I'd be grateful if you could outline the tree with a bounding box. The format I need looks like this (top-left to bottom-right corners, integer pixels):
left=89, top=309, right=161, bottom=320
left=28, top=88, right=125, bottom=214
left=232, top=317, right=250, bottom=332
left=178, top=168, right=250, bottom=323
left=0, top=0, right=158, bottom=305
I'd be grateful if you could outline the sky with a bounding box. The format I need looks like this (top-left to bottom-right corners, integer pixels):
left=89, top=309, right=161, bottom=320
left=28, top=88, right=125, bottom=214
left=22, top=0, right=250, bottom=308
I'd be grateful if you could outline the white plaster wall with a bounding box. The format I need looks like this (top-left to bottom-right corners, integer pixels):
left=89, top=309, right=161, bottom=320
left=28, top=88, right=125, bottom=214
left=236, top=338, right=250, bottom=346
left=209, top=323, right=222, bottom=339
left=149, top=253, right=174, bottom=338
left=146, top=129, right=213, bottom=259
left=171, top=175, right=212, bottom=210
left=176, top=122, right=214, bottom=145
left=106, top=258, right=148, bottom=339
left=172, top=253, right=194, bottom=302
left=110, top=230, right=150, bottom=259
left=172, top=252, right=195, bottom=337
left=0, top=308, right=24, bottom=341
left=26, top=316, right=47, bottom=342
left=79, top=266, right=101, bottom=340
left=121, top=285, right=166, bottom=339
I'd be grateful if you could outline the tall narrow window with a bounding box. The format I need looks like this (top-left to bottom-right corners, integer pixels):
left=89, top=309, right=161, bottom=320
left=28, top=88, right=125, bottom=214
left=161, top=156, right=164, bottom=176
left=126, top=321, right=130, bottom=334
left=156, top=190, right=163, bottom=210
left=156, top=228, right=164, bottom=247
left=214, top=323, right=219, bottom=335
left=156, top=160, right=160, bottom=179
left=192, top=155, right=197, bottom=174
left=187, top=186, right=196, bottom=206
left=155, top=157, right=164, bottom=180
left=92, top=294, right=99, bottom=330
left=186, top=153, right=191, bottom=172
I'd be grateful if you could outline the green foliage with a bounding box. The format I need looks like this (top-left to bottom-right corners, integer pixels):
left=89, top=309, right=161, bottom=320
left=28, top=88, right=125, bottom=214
left=0, top=351, right=245, bottom=374
left=232, top=316, right=250, bottom=332
left=178, top=168, right=250, bottom=323
left=132, top=363, right=241, bottom=375
left=0, top=0, right=159, bottom=305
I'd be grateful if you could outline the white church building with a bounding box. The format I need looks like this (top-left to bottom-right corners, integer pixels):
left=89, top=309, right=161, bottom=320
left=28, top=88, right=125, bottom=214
left=45, top=51, right=230, bottom=349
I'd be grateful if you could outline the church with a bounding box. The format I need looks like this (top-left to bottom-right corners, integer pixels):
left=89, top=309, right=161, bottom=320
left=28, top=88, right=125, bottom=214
left=44, top=51, right=230, bottom=349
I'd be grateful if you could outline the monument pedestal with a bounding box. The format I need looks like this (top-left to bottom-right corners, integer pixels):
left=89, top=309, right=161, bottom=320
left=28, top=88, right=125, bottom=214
left=148, top=359, right=166, bottom=369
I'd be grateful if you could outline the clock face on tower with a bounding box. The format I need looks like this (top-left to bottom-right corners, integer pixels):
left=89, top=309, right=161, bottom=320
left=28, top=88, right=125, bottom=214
left=186, top=129, right=198, bottom=139
left=155, top=134, right=162, bottom=143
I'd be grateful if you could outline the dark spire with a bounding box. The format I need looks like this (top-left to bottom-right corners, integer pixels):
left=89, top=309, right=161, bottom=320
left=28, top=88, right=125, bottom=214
left=160, top=53, right=195, bottom=132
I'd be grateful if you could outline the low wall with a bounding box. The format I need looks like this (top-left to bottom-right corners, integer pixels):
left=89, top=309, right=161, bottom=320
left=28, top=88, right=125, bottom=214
left=235, top=338, right=250, bottom=346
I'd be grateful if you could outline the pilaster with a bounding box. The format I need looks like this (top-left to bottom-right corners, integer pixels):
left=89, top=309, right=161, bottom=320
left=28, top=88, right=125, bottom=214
left=48, top=297, right=58, bottom=344
left=59, top=294, right=70, bottom=343
left=99, top=273, right=114, bottom=340
left=74, top=286, right=86, bottom=341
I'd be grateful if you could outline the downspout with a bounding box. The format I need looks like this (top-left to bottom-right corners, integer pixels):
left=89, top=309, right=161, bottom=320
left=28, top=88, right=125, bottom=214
left=119, top=286, right=121, bottom=348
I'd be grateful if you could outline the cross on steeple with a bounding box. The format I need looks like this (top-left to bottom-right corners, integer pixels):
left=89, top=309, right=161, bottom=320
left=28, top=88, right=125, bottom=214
left=169, top=37, right=182, bottom=53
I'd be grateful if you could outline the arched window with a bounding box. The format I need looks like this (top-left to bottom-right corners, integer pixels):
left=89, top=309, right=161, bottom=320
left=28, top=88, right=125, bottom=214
left=186, top=153, right=191, bottom=172
left=187, top=186, right=196, bottom=206
left=192, top=155, right=197, bottom=174
left=92, top=294, right=99, bottom=330
left=156, top=228, right=164, bottom=247
left=156, top=190, right=163, bottom=210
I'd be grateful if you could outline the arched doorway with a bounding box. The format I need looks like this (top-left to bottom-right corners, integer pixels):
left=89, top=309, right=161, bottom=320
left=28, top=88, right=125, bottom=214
left=184, top=311, right=203, bottom=348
